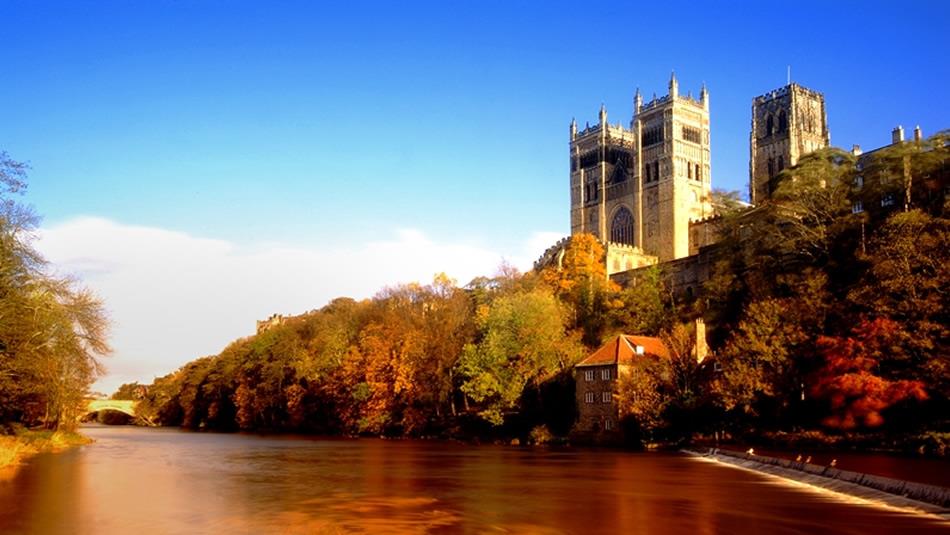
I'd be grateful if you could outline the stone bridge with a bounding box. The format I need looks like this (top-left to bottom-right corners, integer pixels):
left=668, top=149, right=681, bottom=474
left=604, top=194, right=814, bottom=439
left=86, top=399, right=138, bottom=418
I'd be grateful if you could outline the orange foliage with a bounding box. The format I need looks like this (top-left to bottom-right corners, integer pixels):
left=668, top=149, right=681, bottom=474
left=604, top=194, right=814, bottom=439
left=810, top=318, right=927, bottom=430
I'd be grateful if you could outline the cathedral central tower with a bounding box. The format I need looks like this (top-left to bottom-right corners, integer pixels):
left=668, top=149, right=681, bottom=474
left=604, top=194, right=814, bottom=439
left=749, top=83, right=830, bottom=203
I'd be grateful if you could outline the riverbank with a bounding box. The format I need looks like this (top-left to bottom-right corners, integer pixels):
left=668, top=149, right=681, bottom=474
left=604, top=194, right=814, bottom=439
left=0, top=429, right=92, bottom=476
left=684, top=448, right=950, bottom=520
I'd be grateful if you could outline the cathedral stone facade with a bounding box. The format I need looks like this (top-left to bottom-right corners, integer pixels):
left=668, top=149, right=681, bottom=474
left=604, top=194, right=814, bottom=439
left=555, top=77, right=833, bottom=294
left=569, top=73, right=712, bottom=270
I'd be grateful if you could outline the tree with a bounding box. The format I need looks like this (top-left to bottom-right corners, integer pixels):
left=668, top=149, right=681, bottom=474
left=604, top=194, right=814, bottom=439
left=608, top=265, right=671, bottom=337
left=810, top=318, right=927, bottom=430
left=848, top=210, right=950, bottom=397
left=539, top=233, right=620, bottom=345
left=0, top=153, right=110, bottom=430
left=456, top=288, right=581, bottom=425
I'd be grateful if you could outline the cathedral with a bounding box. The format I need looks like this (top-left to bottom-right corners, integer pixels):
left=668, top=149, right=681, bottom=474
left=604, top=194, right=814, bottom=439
left=545, top=74, right=832, bottom=289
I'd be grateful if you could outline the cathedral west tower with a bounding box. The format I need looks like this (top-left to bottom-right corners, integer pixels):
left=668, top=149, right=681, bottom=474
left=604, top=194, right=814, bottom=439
left=570, top=73, right=711, bottom=265
left=749, top=83, right=830, bottom=204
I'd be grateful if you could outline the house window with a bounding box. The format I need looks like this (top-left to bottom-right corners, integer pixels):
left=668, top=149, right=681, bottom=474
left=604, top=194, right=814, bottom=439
left=605, top=419, right=614, bottom=431
left=584, top=370, right=594, bottom=382
left=852, top=201, right=863, bottom=214
left=601, top=368, right=612, bottom=380
left=855, top=176, right=864, bottom=189
left=882, top=193, right=896, bottom=207
left=602, top=391, right=612, bottom=403
left=585, top=391, right=595, bottom=404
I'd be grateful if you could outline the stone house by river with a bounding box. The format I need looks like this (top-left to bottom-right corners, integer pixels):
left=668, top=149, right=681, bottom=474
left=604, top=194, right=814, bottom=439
left=572, top=334, right=669, bottom=444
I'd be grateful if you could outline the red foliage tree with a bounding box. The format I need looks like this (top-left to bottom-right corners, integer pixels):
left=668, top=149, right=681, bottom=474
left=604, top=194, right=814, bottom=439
left=810, top=318, right=927, bottom=430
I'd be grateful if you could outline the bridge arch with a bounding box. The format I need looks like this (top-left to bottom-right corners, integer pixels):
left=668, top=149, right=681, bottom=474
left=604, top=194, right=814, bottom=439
left=86, top=399, right=138, bottom=418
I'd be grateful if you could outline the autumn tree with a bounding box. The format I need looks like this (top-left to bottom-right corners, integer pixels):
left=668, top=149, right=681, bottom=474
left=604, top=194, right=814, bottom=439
left=810, top=318, right=927, bottom=430
left=539, top=233, right=620, bottom=345
left=848, top=210, right=950, bottom=398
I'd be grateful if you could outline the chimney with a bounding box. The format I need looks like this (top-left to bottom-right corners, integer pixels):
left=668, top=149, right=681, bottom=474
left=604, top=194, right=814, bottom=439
left=693, top=318, right=708, bottom=363
left=892, top=125, right=904, bottom=144
left=914, top=125, right=922, bottom=142
left=851, top=144, right=862, bottom=156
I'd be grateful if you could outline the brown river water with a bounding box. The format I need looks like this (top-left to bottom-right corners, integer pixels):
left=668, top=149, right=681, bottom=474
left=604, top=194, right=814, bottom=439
left=0, top=425, right=946, bottom=534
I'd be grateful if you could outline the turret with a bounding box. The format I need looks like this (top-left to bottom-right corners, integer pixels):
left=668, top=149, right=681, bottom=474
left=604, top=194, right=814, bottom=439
left=599, top=103, right=607, bottom=125
left=700, top=82, right=709, bottom=110
left=570, top=118, right=577, bottom=140
left=634, top=88, right=642, bottom=114
left=669, top=71, right=678, bottom=98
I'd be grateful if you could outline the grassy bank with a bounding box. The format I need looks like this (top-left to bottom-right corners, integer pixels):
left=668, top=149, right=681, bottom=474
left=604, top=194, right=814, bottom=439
left=0, top=428, right=92, bottom=472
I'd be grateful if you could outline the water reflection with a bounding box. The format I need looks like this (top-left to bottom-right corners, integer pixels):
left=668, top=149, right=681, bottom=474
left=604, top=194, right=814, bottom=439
left=0, top=426, right=945, bottom=534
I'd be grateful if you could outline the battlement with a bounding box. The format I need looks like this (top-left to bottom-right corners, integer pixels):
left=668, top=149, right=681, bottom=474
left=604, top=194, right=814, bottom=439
left=603, top=240, right=647, bottom=253
left=689, top=214, right=723, bottom=226
left=533, top=236, right=571, bottom=271
left=638, top=93, right=704, bottom=114
left=753, top=82, right=824, bottom=104
left=574, top=122, right=633, bottom=140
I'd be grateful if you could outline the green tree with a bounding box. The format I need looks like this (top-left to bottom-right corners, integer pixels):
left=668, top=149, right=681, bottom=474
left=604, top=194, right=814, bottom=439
left=456, top=288, right=581, bottom=425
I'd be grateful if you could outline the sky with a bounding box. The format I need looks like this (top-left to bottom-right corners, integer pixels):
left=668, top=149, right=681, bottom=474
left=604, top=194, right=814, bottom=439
left=2, top=1, right=949, bottom=393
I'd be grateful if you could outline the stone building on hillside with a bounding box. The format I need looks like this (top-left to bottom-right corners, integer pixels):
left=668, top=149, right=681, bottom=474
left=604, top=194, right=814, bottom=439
left=256, top=313, right=285, bottom=334
left=849, top=125, right=949, bottom=220
left=572, top=334, right=669, bottom=444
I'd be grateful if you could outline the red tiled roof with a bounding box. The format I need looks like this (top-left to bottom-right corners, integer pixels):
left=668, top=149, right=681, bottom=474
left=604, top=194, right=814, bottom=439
left=575, top=335, right=669, bottom=367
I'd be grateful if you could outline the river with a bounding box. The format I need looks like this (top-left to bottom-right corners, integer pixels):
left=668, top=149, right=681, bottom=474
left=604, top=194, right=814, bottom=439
left=0, top=425, right=946, bottom=534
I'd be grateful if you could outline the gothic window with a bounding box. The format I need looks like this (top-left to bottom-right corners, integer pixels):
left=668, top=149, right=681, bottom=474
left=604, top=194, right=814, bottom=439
left=654, top=161, right=660, bottom=182
left=682, top=125, right=701, bottom=144
left=586, top=180, right=599, bottom=201
left=695, top=163, right=702, bottom=181
left=610, top=163, right=627, bottom=184
left=778, top=110, right=788, bottom=132
left=767, top=157, right=775, bottom=179
left=610, top=207, right=635, bottom=246
left=766, top=115, right=774, bottom=137
left=645, top=164, right=651, bottom=182
left=643, top=125, right=665, bottom=146
left=688, top=162, right=693, bottom=179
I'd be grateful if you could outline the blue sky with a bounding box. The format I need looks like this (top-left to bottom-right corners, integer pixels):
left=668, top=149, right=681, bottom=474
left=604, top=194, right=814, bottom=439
left=2, top=1, right=948, bottom=390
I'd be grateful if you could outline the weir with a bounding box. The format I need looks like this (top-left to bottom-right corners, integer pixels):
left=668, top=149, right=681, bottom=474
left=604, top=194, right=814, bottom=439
left=685, top=448, right=950, bottom=517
